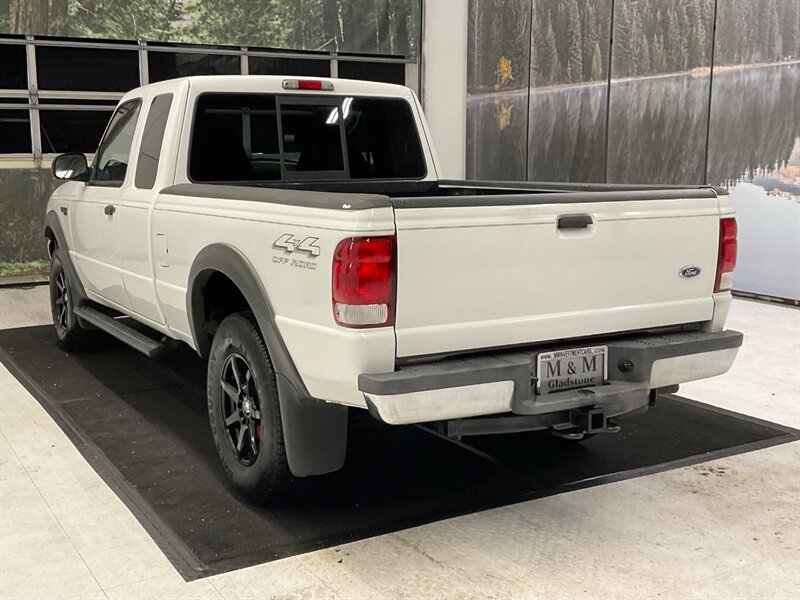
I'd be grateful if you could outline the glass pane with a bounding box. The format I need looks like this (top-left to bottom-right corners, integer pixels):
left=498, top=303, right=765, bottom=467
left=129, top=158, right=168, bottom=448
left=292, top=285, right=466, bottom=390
left=338, top=61, right=405, bottom=84
left=148, top=52, right=240, bottom=83
left=0, top=110, right=32, bottom=153
left=40, top=110, right=113, bottom=153
left=606, top=0, right=714, bottom=184
left=466, top=0, right=532, bottom=180
left=36, top=47, right=139, bottom=92
left=279, top=102, right=344, bottom=174
left=0, top=44, right=27, bottom=89
left=337, top=0, right=419, bottom=56
left=93, top=100, right=142, bottom=183
left=135, top=94, right=174, bottom=189
left=527, top=0, right=611, bottom=183
left=190, top=93, right=280, bottom=182
left=249, top=56, right=330, bottom=77
left=343, top=97, right=425, bottom=178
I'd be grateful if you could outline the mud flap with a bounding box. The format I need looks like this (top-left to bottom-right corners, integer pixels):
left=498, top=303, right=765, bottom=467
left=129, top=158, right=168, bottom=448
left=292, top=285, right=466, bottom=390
left=276, top=375, right=348, bottom=477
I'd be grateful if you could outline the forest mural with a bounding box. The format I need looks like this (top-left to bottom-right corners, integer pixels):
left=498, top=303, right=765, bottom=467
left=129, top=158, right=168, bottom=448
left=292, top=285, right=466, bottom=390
left=0, top=0, right=418, bottom=55
left=468, top=0, right=800, bottom=299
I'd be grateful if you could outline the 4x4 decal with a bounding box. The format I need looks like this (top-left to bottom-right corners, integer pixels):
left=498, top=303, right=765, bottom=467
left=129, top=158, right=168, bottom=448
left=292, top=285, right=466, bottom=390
left=272, top=234, right=321, bottom=257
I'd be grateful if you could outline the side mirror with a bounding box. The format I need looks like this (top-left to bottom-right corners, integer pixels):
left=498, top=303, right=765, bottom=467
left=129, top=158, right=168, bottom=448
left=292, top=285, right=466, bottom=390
left=52, top=153, right=90, bottom=181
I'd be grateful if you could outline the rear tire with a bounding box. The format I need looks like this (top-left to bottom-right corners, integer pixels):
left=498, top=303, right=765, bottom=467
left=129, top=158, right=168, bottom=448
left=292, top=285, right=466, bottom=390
left=206, top=312, right=291, bottom=504
left=49, top=247, right=92, bottom=351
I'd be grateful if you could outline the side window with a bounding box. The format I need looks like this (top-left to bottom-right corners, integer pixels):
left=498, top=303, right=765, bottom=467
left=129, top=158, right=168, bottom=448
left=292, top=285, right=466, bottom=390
left=135, top=94, right=173, bottom=189
left=92, top=99, right=142, bottom=185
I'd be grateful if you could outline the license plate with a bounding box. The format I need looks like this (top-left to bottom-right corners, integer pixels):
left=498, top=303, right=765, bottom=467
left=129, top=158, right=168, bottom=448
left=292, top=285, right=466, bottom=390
left=536, top=345, right=607, bottom=395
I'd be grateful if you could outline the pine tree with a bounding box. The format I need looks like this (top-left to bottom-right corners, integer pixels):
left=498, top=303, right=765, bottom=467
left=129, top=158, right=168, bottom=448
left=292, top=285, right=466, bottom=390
left=566, top=0, right=582, bottom=82
left=590, top=40, right=603, bottom=80
left=765, top=0, right=782, bottom=61
left=614, top=0, right=632, bottom=76
left=651, top=33, right=666, bottom=73
left=687, top=20, right=707, bottom=69
left=665, top=5, right=683, bottom=72
left=676, top=0, right=690, bottom=69
left=641, top=34, right=651, bottom=75
left=539, top=10, right=560, bottom=83
left=780, top=0, right=799, bottom=58
left=581, top=2, right=598, bottom=81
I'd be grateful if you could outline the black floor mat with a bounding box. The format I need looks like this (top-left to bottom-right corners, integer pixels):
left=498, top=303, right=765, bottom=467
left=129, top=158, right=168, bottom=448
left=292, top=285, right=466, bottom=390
left=1, top=325, right=797, bottom=580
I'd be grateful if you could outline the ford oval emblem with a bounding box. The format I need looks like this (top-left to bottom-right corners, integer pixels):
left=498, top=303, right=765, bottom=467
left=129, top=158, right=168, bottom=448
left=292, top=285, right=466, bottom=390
left=679, top=265, right=702, bottom=278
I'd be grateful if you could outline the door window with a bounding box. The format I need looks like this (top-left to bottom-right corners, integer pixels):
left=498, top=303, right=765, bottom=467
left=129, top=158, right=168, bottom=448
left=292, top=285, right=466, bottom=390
left=92, top=99, right=142, bottom=185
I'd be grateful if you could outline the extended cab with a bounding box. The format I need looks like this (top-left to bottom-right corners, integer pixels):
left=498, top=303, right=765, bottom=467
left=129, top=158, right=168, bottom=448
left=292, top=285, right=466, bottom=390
left=44, top=76, right=742, bottom=503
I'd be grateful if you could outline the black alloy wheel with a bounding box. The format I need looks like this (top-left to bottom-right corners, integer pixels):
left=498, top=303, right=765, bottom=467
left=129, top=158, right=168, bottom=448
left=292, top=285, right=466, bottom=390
left=53, top=266, right=70, bottom=330
left=220, top=353, right=262, bottom=466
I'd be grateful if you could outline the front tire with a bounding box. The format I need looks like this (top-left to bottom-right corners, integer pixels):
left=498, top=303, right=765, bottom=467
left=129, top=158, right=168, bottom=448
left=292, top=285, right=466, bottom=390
left=49, top=247, right=91, bottom=351
left=206, top=312, right=291, bottom=504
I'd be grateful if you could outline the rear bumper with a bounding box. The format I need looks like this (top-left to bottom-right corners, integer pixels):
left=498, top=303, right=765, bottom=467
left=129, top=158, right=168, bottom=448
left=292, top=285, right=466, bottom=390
left=359, top=330, right=743, bottom=426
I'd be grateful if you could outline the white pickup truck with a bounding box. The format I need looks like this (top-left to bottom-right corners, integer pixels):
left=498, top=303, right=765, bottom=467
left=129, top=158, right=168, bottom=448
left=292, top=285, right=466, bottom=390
left=44, top=75, right=742, bottom=504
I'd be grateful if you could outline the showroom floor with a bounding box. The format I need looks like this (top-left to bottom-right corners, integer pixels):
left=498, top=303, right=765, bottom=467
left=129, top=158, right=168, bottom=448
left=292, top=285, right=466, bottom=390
left=0, top=285, right=798, bottom=600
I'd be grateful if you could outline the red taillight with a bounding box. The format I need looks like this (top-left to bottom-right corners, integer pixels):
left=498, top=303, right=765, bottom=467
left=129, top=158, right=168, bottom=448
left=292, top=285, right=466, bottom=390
left=715, top=217, right=738, bottom=292
left=332, top=236, right=395, bottom=327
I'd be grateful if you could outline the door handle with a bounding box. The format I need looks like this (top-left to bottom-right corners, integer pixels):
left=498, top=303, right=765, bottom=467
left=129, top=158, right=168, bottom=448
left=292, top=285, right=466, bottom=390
left=104, top=204, right=116, bottom=216
left=557, top=214, right=593, bottom=229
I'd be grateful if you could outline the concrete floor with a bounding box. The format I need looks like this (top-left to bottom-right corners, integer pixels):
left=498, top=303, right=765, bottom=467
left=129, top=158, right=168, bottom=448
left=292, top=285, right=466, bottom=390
left=0, top=285, right=798, bottom=600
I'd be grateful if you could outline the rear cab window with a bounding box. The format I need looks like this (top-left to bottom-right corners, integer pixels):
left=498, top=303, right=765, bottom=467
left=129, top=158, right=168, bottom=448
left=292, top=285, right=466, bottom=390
left=188, top=93, right=426, bottom=183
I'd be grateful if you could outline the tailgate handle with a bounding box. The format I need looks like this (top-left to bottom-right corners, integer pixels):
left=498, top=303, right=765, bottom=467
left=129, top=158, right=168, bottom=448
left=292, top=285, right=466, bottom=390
left=557, top=214, right=593, bottom=229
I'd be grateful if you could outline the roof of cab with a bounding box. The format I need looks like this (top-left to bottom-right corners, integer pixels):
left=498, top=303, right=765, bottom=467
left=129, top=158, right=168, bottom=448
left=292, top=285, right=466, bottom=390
left=127, top=75, right=414, bottom=99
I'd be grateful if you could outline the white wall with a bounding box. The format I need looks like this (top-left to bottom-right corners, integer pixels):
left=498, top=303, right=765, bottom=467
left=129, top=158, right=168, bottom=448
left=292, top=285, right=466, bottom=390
left=420, top=0, right=468, bottom=179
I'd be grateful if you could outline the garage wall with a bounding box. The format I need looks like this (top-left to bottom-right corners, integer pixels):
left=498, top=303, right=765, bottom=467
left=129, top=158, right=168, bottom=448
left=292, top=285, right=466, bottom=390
left=465, top=0, right=800, bottom=302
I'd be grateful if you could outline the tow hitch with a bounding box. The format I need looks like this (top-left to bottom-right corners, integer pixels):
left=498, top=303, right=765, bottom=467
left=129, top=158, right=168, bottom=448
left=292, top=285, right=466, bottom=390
left=550, top=407, right=621, bottom=440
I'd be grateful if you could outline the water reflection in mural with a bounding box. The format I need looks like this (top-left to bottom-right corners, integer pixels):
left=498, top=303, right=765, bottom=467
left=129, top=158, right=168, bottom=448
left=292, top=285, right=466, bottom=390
left=467, top=0, right=800, bottom=299
left=527, top=83, right=607, bottom=182
left=708, top=64, right=800, bottom=186
left=710, top=63, right=800, bottom=301
left=469, top=64, right=800, bottom=186
left=607, top=0, right=714, bottom=183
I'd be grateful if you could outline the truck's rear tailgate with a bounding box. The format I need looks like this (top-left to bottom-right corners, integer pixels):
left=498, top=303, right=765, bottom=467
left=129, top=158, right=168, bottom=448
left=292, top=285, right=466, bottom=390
left=392, top=189, right=721, bottom=358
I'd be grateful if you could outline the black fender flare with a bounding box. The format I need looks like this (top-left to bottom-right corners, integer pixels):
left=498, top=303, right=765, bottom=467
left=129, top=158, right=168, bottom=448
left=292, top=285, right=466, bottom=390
left=187, top=244, right=348, bottom=478
left=44, top=211, right=87, bottom=304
